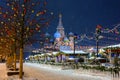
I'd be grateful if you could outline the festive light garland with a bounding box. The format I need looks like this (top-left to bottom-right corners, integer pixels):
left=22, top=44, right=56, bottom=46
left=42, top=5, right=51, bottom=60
left=73, top=23, right=120, bottom=46
left=101, top=23, right=120, bottom=34
left=0, top=0, right=54, bottom=46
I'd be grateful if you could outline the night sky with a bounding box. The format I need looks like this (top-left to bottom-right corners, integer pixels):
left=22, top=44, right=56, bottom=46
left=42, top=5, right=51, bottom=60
left=29, top=0, right=120, bottom=50
left=26, top=0, right=120, bottom=58
left=47, top=0, right=120, bottom=35
left=1, top=0, right=120, bottom=57
left=24, top=0, right=120, bottom=58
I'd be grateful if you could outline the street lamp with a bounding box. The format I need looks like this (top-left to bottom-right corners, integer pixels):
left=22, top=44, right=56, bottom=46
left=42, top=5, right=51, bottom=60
left=69, top=32, right=77, bottom=58
left=96, top=33, right=99, bottom=57
left=73, top=36, right=76, bottom=56
left=73, top=34, right=78, bottom=58
left=95, top=25, right=102, bottom=58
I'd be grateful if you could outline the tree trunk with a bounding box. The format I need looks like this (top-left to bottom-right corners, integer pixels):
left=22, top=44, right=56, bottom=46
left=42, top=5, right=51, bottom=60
left=19, top=48, right=23, bottom=79
left=14, top=53, right=17, bottom=71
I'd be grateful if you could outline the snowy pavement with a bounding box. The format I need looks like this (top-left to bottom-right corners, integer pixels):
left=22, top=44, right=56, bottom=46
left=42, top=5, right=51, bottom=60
left=23, top=63, right=120, bottom=80
left=0, top=63, right=7, bottom=80
left=0, top=63, right=119, bottom=80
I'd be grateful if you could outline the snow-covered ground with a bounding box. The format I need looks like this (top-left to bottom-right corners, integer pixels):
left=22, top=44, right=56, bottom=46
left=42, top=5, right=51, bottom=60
left=0, top=63, right=119, bottom=80
left=0, top=63, right=7, bottom=80
left=23, top=63, right=120, bottom=80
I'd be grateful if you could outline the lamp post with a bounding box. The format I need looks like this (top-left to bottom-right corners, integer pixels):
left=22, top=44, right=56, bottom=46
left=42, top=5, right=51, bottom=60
left=96, top=33, right=99, bottom=58
left=73, top=36, right=76, bottom=56
left=73, top=34, right=79, bottom=69
left=95, top=25, right=102, bottom=58
left=73, top=34, right=77, bottom=60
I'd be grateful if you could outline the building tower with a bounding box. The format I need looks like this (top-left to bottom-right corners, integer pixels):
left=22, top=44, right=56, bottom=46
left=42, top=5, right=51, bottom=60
left=57, top=14, right=65, bottom=38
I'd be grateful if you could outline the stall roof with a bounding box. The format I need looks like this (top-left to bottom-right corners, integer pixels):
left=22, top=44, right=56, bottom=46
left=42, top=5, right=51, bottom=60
left=60, top=50, right=88, bottom=54
left=102, top=44, right=120, bottom=48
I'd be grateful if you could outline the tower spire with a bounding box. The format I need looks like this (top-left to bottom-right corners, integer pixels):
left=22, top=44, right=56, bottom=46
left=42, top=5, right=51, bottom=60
left=57, top=13, right=63, bottom=28
left=56, top=13, right=65, bottom=38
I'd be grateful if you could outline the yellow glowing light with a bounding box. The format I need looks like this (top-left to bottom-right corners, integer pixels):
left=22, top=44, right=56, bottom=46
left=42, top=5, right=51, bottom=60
left=21, top=14, right=24, bottom=16
left=7, top=3, right=10, bottom=6
left=14, top=14, right=16, bottom=17
left=0, top=12, right=2, bottom=14
left=18, top=23, right=21, bottom=25
left=36, top=14, right=39, bottom=16
left=22, top=4, right=25, bottom=7
left=32, top=3, right=35, bottom=6
left=44, top=10, right=47, bottom=12
left=12, top=39, right=15, bottom=41
left=1, top=39, right=3, bottom=41
left=1, top=22, right=4, bottom=24
left=11, top=6, right=14, bottom=10
left=27, top=27, right=29, bottom=31
left=6, top=12, right=8, bottom=14
left=17, top=30, right=19, bottom=32
left=32, top=10, right=34, bottom=13
left=36, top=24, right=40, bottom=27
